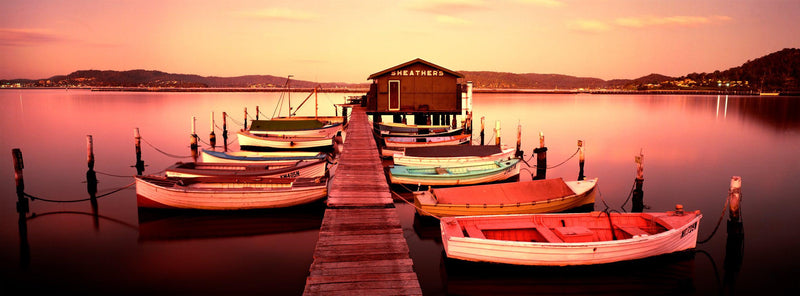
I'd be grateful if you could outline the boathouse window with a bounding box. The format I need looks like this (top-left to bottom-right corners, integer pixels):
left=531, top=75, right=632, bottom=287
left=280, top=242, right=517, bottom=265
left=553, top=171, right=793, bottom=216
left=389, top=80, right=400, bottom=111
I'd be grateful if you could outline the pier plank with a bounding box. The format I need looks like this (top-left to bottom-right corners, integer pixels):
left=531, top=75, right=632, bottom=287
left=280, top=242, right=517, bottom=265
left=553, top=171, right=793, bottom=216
left=304, top=107, right=421, bottom=296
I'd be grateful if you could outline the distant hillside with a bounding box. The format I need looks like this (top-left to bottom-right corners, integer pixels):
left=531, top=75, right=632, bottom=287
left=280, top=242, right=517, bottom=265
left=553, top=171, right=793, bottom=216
left=6, top=69, right=370, bottom=89
left=2, top=48, right=797, bottom=91
left=681, top=48, right=800, bottom=91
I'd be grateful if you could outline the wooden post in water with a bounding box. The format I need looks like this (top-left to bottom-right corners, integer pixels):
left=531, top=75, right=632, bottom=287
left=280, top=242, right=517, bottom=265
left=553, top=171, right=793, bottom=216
left=209, top=112, right=216, bottom=149
left=724, top=176, right=744, bottom=290
left=256, top=106, right=259, bottom=120
left=12, top=148, right=30, bottom=269
left=494, top=120, right=501, bottom=146
left=243, top=108, right=248, bottom=130
left=533, top=131, right=547, bottom=180
left=480, top=116, right=485, bottom=145
left=728, top=176, right=742, bottom=222
left=393, top=114, right=402, bottom=123
left=222, top=112, right=229, bottom=152
left=632, top=151, right=645, bottom=212
left=12, top=148, right=27, bottom=210
left=86, top=135, right=98, bottom=198
left=515, top=122, right=523, bottom=158
left=134, top=128, right=145, bottom=175
left=578, top=140, right=585, bottom=181
left=342, top=107, right=349, bottom=126
left=190, top=116, right=199, bottom=162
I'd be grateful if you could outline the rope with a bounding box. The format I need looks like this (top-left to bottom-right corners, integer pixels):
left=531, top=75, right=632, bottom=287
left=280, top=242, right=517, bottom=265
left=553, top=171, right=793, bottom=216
left=546, top=147, right=580, bottom=169
left=698, top=197, right=731, bottom=244
left=94, top=170, right=134, bottom=178
left=619, top=179, right=637, bottom=212
left=389, top=189, right=442, bottom=220
left=226, top=113, right=245, bottom=127
left=140, top=136, right=192, bottom=158
left=23, top=181, right=135, bottom=203
left=25, top=210, right=139, bottom=230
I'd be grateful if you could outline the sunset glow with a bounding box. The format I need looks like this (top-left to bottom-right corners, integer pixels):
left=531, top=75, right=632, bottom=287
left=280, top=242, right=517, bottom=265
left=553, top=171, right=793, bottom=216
left=1, top=0, right=797, bottom=82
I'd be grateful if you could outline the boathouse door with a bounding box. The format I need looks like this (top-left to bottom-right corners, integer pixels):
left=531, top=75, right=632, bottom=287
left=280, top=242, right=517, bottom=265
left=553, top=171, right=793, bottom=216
left=388, top=80, right=400, bottom=111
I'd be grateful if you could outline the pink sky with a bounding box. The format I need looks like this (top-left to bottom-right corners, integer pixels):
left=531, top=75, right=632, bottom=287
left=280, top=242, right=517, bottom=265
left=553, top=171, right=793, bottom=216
left=1, top=0, right=798, bottom=83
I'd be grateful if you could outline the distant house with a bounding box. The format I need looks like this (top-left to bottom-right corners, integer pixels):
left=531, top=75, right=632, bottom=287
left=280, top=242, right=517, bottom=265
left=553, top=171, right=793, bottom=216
left=364, top=58, right=466, bottom=124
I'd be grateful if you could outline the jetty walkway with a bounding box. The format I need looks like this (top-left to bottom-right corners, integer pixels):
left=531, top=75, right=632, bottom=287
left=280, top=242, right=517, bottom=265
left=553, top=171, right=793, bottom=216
left=303, top=107, right=422, bottom=295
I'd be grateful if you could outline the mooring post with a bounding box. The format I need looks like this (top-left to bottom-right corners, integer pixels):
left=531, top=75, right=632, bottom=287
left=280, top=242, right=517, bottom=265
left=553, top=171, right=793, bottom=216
left=209, top=112, right=216, bottom=149
left=533, top=131, right=547, bottom=180
left=494, top=120, right=501, bottom=146
left=256, top=106, right=259, bottom=120
left=578, top=140, right=585, bottom=181
left=222, top=112, right=229, bottom=152
left=632, top=151, right=645, bottom=212
left=190, top=116, right=199, bottom=162
left=480, top=116, right=485, bottom=145
left=244, top=107, right=248, bottom=130
left=402, top=114, right=407, bottom=125
left=393, top=114, right=402, bottom=123
left=86, top=135, right=98, bottom=201
left=134, top=128, right=145, bottom=175
left=342, top=107, right=349, bottom=126
left=724, top=176, right=744, bottom=291
left=12, top=148, right=27, bottom=210
left=452, top=115, right=457, bottom=129
left=515, top=122, right=523, bottom=158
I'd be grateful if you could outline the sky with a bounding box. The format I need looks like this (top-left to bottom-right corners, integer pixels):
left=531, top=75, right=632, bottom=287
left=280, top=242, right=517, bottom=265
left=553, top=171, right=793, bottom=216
left=1, top=0, right=798, bottom=83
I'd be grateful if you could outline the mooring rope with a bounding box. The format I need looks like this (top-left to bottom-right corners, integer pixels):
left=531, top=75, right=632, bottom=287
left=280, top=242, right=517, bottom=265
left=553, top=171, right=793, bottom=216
left=619, top=179, right=637, bottom=212
left=225, top=113, right=245, bottom=127
left=23, top=181, right=136, bottom=203
left=25, top=210, right=139, bottom=230
left=389, top=188, right=443, bottom=221
left=140, top=136, right=192, bottom=159
left=94, top=170, right=134, bottom=178
left=698, top=197, right=731, bottom=244
left=520, top=147, right=580, bottom=170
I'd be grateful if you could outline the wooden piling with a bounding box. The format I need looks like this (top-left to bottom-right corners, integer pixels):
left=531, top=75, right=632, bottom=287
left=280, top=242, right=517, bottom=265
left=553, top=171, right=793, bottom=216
left=578, top=140, right=585, bottom=181
left=393, top=114, right=402, bottom=123
left=134, top=128, right=145, bottom=175
left=222, top=112, right=229, bottom=152
left=515, top=122, right=523, bottom=158
left=12, top=148, right=26, bottom=206
left=533, top=131, right=547, bottom=180
left=256, top=106, right=260, bottom=120
left=632, top=152, right=645, bottom=212
left=190, top=116, right=199, bottom=162
left=494, top=120, right=501, bottom=146
left=244, top=108, right=248, bottom=130
left=14, top=151, right=30, bottom=270
left=209, top=112, right=216, bottom=149
left=86, top=135, right=98, bottom=201
left=728, top=176, right=742, bottom=222
left=480, top=116, right=485, bottom=145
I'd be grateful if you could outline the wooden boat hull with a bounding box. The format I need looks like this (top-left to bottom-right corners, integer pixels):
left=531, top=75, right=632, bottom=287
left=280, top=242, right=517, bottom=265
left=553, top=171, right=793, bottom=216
left=384, top=134, right=472, bottom=149
left=237, top=131, right=334, bottom=151
left=389, top=159, right=520, bottom=186
left=135, top=176, right=328, bottom=210
left=440, top=210, right=702, bottom=266
left=248, top=120, right=342, bottom=138
left=379, top=127, right=463, bottom=138
left=393, top=146, right=516, bottom=167
left=375, top=122, right=451, bottom=133
left=200, top=150, right=327, bottom=164
left=164, top=159, right=327, bottom=179
left=414, top=178, right=597, bottom=217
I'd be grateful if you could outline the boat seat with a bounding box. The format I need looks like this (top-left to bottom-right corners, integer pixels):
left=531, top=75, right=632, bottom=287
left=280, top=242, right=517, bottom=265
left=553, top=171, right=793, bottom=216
left=435, top=167, right=449, bottom=175
left=618, top=226, right=648, bottom=237
left=463, top=224, right=486, bottom=239
left=535, top=226, right=564, bottom=243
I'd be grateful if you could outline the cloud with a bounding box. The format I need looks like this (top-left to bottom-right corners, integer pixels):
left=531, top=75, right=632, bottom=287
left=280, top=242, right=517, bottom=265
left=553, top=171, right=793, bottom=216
left=515, top=0, right=564, bottom=8
left=236, top=8, right=318, bottom=21
left=0, top=28, right=66, bottom=46
left=436, top=15, right=472, bottom=25
left=405, top=0, right=488, bottom=14
left=567, top=20, right=611, bottom=33
left=615, top=15, right=732, bottom=28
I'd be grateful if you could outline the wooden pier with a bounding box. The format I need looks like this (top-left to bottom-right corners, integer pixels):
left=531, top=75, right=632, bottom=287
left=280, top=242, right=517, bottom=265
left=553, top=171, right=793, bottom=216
left=304, top=107, right=422, bottom=295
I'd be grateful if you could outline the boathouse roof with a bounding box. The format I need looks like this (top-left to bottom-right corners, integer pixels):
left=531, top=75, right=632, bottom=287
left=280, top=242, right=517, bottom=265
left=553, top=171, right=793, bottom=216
left=367, top=58, right=464, bottom=80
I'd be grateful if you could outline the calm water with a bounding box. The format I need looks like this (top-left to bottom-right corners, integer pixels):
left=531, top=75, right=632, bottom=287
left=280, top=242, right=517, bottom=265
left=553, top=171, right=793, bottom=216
left=1, top=89, right=799, bottom=295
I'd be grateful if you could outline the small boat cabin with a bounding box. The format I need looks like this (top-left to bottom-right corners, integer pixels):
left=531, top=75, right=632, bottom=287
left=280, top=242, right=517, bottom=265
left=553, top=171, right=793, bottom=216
left=365, top=58, right=468, bottom=125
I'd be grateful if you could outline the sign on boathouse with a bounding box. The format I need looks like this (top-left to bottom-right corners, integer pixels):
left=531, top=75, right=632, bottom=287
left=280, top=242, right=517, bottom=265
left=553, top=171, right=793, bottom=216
left=365, top=58, right=464, bottom=114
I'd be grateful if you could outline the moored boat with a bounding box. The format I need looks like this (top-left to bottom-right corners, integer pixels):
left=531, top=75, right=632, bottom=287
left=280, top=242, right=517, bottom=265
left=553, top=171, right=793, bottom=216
left=164, top=159, right=327, bottom=178
left=135, top=175, right=328, bottom=210
left=389, top=158, right=520, bottom=186
left=375, top=121, right=452, bottom=133
left=247, top=119, right=341, bottom=138
left=393, top=145, right=516, bottom=167
left=414, top=177, right=597, bottom=217
left=200, top=150, right=328, bottom=164
left=378, top=127, right=463, bottom=138
left=237, top=131, right=335, bottom=151
left=440, top=206, right=702, bottom=266
left=382, top=134, right=472, bottom=157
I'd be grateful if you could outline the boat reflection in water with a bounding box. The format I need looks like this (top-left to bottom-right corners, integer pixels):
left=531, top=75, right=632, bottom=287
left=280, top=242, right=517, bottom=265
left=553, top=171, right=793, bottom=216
left=137, top=202, right=325, bottom=241
left=441, top=251, right=696, bottom=296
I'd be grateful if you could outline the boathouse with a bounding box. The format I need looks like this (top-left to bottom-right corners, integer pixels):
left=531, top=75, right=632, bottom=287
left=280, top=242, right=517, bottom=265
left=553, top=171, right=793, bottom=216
left=365, top=58, right=466, bottom=125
